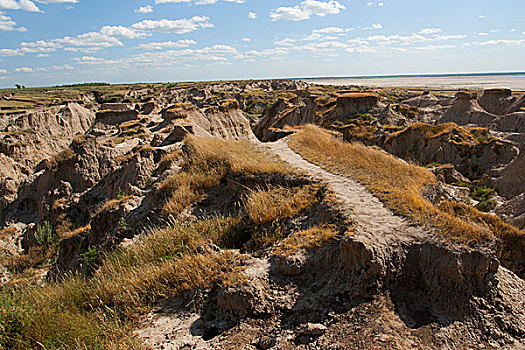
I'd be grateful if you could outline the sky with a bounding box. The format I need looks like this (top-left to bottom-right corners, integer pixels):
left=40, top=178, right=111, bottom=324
left=0, top=0, right=524, bottom=87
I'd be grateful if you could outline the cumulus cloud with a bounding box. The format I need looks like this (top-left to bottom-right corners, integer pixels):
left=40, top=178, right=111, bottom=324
left=419, top=28, right=442, bottom=35
left=0, top=0, right=42, bottom=12
left=131, top=16, right=213, bottom=34
left=270, top=0, right=345, bottom=21
left=247, top=11, right=257, bottom=19
left=15, top=66, right=33, bottom=72
left=0, top=68, right=7, bottom=73
left=363, top=23, right=382, bottom=30
left=136, top=39, right=196, bottom=50
left=154, top=0, right=244, bottom=5
left=135, top=5, right=153, bottom=14
left=38, top=0, right=78, bottom=3
left=74, top=44, right=240, bottom=69
left=0, top=10, right=26, bottom=31
left=100, top=25, right=148, bottom=39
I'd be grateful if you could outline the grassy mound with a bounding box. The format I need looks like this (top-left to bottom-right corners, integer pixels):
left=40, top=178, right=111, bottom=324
left=289, top=125, right=525, bottom=275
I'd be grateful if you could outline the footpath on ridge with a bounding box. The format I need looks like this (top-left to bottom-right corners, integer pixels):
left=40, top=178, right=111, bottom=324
left=263, top=138, right=426, bottom=248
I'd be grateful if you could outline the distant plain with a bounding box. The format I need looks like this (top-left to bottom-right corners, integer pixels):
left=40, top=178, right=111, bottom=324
left=304, top=73, right=525, bottom=91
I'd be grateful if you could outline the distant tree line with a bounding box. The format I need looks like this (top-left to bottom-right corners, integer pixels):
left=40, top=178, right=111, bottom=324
left=55, top=82, right=110, bottom=88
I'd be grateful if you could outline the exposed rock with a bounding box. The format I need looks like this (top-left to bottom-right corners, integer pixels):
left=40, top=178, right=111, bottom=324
left=95, top=109, right=138, bottom=125
left=379, top=104, right=410, bottom=126
left=493, top=147, right=525, bottom=198
left=100, top=103, right=134, bottom=112
left=502, top=94, right=525, bottom=115
left=385, top=123, right=518, bottom=179
left=402, top=93, right=443, bottom=108
left=478, top=89, right=514, bottom=115
left=431, top=164, right=470, bottom=185
left=495, top=193, right=525, bottom=230
left=441, top=91, right=497, bottom=127
left=497, top=112, right=525, bottom=133
left=162, top=101, right=256, bottom=141
left=253, top=97, right=317, bottom=141
left=334, top=92, right=380, bottom=120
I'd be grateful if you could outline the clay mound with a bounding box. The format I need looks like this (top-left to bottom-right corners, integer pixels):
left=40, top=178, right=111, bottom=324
left=385, top=123, right=518, bottom=179
left=502, top=94, right=525, bottom=115
left=95, top=109, right=138, bottom=125
left=0, top=103, right=95, bottom=171
left=402, top=92, right=442, bottom=108
left=334, top=92, right=380, bottom=119
left=161, top=101, right=256, bottom=142
left=253, top=97, right=317, bottom=141
left=478, top=88, right=514, bottom=115
left=497, top=112, right=525, bottom=133
left=496, top=193, right=525, bottom=230
left=494, top=147, right=525, bottom=199
left=441, top=91, right=498, bottom=127
left=100, top=103, right=134, bottom=112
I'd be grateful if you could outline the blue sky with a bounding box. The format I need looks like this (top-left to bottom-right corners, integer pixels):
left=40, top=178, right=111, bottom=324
left=0, top=0, right=524, bottom=87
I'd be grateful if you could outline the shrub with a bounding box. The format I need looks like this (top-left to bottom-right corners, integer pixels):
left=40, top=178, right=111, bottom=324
left=34, top=221, right=58, bottom=248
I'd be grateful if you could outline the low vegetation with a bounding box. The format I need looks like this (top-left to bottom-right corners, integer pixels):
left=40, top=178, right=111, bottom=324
left=289, top=126, right=524, bottom=274
left=0, top=218, right=247, bottom=349
left=244, top=185, right=320, bottom=225
left=273, top=226, right=338, bottom=257
left=162, top=135, right=288, bottom=216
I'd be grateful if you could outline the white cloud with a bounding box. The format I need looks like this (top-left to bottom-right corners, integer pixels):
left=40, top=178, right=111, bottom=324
left=466, top=39, right=525, bottom=46
left=363, top=23, right=382, bottom=30
left=100, top=25, right=148, bottom=39
left=38, top=0, right=78, bottom=3
left=242, top=37, right=250, bottom=42
left=131, top=16, right=213, bottom=34
left=247, top=11, right=257, bottom=19
left=0, top=0, right=42, bottom=12
left=478, top=15, right=485, bottom=19
left=415, top=45, right=455, bottom=51
left=154, top=0, right=244, bottom=5
left=419, top=28, right=442, bottom=35
left=74, top=44, right=241, bottom=69
left=0, top=10, right=26, bottom=31
left=19, top=32, right=124, bottom=54
left=270, top=0, right=345, bottom=21
left=14, top=66, right=33, bottom=72
left=434, top=34, right=466, bottom=40
left=136, top=39, right=196, bottom=50
left=313, top=27, right=351, bottom=34
left=0, top=68, right=7, bottom=73
left=135, top=5, right=153, bottom=14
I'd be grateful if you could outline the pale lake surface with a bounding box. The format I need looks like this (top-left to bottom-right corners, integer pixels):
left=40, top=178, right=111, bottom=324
left=303, top=74, right=525, bottom=91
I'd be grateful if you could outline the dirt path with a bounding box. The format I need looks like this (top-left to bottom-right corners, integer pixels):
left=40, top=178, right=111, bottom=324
left=263, top=138, right=426, bottom=246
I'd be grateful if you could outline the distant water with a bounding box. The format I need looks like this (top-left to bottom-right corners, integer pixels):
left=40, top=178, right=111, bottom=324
left=303, top=73, right=525, bottom=91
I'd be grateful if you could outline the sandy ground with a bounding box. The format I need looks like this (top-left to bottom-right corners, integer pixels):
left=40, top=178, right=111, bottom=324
left=304, top=74, right=525, bottom=91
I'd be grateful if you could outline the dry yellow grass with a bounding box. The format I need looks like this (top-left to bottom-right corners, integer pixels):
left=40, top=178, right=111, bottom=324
left=289, top=125, right=525, bottom=247
left=161, top=135, right=289, bottom=216
left=244, top=185, right=320, bottom=225
left=97, top=195, right=135, bottom=214
left=0, top=218, right=246, bottom=349
left=273, top=226, right=337, bottom=257
left=60, top=224, right=91, bottom=240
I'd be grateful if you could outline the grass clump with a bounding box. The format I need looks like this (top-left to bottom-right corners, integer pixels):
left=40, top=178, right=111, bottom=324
left=273, top=226, right=338, bottom=257
left=288, top=125, right=525, bottom=250
left=0, top=217, right=247, bottom=349
left=161, top=135, right=288, bottom=216
left=471, top=186, right=497, bottom=212
left=244, top=185, right=320, bottom=225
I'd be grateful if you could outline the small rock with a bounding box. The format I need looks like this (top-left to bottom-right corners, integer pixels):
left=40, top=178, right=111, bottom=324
left=258, top=336, right=277, bottom=349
